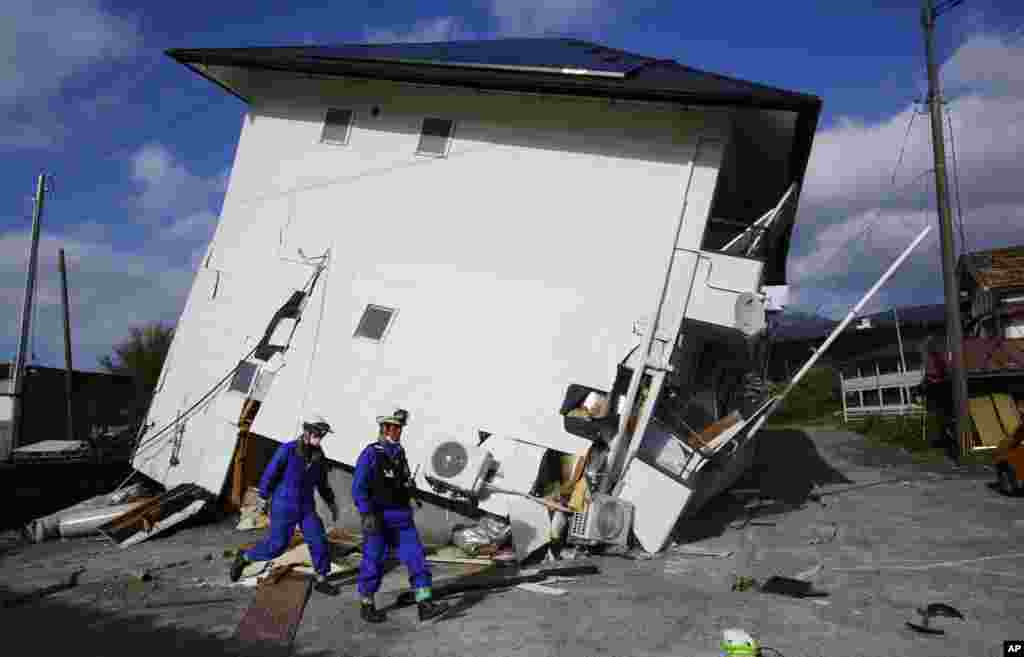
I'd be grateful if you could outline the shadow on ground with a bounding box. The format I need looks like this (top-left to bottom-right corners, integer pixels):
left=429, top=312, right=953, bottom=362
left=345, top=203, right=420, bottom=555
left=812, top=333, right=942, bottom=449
left=674, top=428, right=852, bottom=543
left=0, top=581, right=335, bottom=657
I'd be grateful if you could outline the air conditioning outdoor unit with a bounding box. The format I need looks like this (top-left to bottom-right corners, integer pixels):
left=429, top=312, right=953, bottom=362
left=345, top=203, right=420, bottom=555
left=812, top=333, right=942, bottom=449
left=424, top=438, right=494, bottom=497
left=569, top=493, right=634, bottom=546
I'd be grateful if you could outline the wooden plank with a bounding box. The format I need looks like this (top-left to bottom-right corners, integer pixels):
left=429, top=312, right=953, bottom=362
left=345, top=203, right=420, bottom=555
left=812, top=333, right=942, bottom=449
left=235, top=571, right=313, bottom=657
left=968, top=396, right=1006, bottom=447
left=993, top=393, right=1022, bottom=438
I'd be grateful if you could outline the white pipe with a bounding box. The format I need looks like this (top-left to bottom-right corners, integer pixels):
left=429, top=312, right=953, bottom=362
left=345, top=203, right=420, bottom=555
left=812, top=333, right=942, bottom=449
left=747, top=224, right=933, bottom=436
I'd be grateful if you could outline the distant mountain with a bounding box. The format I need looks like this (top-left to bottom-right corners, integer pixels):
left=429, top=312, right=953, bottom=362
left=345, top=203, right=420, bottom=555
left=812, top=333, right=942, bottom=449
left=770, top=304, right=945, bottom=341
left=771, top=311, right=838, bottom=340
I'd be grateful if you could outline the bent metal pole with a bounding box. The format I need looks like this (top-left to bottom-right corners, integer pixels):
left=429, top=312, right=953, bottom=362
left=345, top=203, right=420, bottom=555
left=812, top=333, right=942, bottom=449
left=748, top=224, right=934, bottom=437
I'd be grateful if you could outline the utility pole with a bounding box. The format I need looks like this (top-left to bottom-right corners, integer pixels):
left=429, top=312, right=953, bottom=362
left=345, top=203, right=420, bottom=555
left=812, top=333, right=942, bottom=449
left=893, top=307, right=908, bottom=406
left=922, top=0, right=972, bottom=459
left=10, top=173, right=47, bottom=457
left=59, top=249, right=75, bottom=444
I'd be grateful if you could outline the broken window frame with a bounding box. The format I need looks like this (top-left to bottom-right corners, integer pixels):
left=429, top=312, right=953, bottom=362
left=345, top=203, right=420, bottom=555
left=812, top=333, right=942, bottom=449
left=353, top=304, right=398, bottom=343
left=320, top=108, right=355, bottom=146
left=416, top=117, right=455, bottom=158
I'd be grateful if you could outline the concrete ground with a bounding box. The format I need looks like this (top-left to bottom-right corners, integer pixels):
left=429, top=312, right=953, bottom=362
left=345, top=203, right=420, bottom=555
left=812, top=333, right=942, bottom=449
left=1, top=427, right=1021, bottom=657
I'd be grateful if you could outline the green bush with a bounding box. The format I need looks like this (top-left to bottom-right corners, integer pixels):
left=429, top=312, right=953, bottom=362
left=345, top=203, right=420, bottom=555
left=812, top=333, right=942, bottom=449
left=767, top=366, right=841, bottom=424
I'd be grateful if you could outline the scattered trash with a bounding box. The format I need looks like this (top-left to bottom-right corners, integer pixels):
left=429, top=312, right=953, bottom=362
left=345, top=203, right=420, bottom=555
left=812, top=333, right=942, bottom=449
left=806, top=522, right=838, bottom=545
left=759, top=576, right=828, bottom=598
left=452, top=517, right=512, bottom=557
left=793, top=563, right=822, bottom=582
left=25, top=482, right=154, bottom=543
left=396, top=564, right=599, bottom=606
left=236, top=487, right=270, bottom=531
left=428, top=546, right=495, bottom=565
left=144, top=597, right=236, bottom=609
left=720, top=628, right=760, bottom=657
left=731, top=575, right=758, bottom=592
left=99, top=484, right=211, bottom=548
left=672, top=546, right=735, bottom=559
left=516, top=582, right=568, bottom=596
left=906, top=603, right=965, bottom=635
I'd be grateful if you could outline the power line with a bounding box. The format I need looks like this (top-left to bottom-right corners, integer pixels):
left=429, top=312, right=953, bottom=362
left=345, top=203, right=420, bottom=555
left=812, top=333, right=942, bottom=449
left=892, top=103, right=923, bottom=185
left=945, top=108, right=970, bottom=257
left=934, top=0, right=966, bottom=16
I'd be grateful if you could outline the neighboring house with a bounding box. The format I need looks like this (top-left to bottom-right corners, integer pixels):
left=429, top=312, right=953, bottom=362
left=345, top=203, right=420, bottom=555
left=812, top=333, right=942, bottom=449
left=0, top=364, right=137, bottom=462
left=838, top=340, right=928, bottom=420
left=959, top=245, right=1024, bottom=339
left=831, top=305, right=944, bottom=420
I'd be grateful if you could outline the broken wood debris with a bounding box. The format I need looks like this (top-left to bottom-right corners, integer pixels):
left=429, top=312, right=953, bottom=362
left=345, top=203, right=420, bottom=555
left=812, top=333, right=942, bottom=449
left=99, top=483, right=211, bottom=548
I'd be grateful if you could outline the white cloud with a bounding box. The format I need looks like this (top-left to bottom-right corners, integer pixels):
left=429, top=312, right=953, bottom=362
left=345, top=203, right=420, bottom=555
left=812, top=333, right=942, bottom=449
left=791, top=29, right=1024, bottom=315
left=364, top=2, right=612, bottom=44
left=489, top=0, right=610, bottom=36
left=130, top=142, right=226, bottom=243
left=365, top=16, right=476, bottom=44
left=0, top=229, right=194, bottom=369
left=0, top=0, right=141, bottom=148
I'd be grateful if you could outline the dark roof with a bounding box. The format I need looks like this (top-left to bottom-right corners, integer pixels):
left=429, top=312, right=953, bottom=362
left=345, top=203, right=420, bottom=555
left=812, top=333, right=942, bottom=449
left=167, top=38, right=821, bottom=113
left=925, top=337, right=1024, bottom=381
left=959, top=245, right=1024, bottom=290
left=0, top=363, right=134, bottom=381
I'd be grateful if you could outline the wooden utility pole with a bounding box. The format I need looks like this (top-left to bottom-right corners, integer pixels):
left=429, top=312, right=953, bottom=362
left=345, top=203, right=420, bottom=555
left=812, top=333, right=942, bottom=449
left=9, top=173, right=47, bottom=457
left=59, top=249, right=75, bottom=444
left=922, top=0, right=972, bottom=458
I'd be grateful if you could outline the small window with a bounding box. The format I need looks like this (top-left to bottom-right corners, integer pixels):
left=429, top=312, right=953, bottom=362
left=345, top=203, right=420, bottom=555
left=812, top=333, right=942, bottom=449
left=845, top=391, right=861, bottom=408
left=862, top=389, right=880, bottom=407
left=229, top=361, right=259, bottom=394
left=354, top=304, right=397, bottom=342
left=416, top=118, right=454, bottom=157
left=320, top=108, right=353, bottom=145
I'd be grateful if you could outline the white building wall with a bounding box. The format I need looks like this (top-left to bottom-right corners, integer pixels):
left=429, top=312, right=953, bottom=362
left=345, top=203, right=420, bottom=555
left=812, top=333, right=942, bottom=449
left=137, top=74, right=734, bottom=492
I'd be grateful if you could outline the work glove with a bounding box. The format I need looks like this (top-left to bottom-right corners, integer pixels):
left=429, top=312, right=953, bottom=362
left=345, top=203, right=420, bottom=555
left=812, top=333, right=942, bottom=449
left=360, top=512, right=382, bottom=535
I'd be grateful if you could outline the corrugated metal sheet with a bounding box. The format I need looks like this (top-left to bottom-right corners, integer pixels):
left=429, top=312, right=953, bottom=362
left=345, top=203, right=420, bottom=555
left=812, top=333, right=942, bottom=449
left=962, top=245, right=1024, bottom=290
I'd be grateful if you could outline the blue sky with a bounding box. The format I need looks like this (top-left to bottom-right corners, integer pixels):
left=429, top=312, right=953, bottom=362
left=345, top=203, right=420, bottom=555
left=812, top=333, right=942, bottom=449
left=3, top=0, right=1024, bottom=371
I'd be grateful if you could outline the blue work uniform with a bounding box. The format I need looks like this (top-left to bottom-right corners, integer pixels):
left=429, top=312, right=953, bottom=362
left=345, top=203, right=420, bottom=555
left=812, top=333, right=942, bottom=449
left=243, top=439, right=335, bottom=577
left=352, top=440, right=431, bottom=596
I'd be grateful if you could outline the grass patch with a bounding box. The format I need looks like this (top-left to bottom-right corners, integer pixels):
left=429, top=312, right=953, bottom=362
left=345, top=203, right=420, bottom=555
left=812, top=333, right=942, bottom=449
left=763, top=366, right=842, bottom=428
left=845, top=413, right=996, bottom=467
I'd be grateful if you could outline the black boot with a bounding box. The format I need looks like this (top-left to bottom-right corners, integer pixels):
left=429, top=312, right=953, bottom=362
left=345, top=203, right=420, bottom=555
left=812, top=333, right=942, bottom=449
left=314, top=578, right=339, bottom=596
left=229, top=552, right=248, bottom=582
left=360, top=601, right=386, bottom=623
left=417, top=599, right=450, bottom=622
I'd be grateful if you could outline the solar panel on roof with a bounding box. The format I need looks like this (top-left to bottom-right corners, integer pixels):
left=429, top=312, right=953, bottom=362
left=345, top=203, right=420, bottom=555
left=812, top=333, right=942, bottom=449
left=305, top=38, right=653, bottom=77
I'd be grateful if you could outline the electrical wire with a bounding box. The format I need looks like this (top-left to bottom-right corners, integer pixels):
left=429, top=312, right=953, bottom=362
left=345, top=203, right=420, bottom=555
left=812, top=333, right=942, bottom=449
left=945, top=108, right=969, bottom=257
left=891, top=105, right=920, bottom=185
left=934, top=0, right=966, bottom=16
left=119, top=260, right=329, bottom=480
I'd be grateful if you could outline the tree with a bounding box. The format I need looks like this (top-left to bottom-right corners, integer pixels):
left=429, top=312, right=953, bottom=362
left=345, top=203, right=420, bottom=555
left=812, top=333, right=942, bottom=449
left=99, top=322, right=175, bottom=422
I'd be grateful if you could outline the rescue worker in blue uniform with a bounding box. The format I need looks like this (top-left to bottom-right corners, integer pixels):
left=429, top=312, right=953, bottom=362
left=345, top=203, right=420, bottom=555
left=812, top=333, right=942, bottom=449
left=229, top=416, right=340, bottom=596
left=352, top=409, right=450, bottom=623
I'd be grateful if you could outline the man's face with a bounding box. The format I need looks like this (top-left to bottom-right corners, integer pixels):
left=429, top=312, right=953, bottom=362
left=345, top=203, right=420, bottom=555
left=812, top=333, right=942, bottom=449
left=381, top=423, right=403, bottom=442
left=305, top=430, right=324, bottom=447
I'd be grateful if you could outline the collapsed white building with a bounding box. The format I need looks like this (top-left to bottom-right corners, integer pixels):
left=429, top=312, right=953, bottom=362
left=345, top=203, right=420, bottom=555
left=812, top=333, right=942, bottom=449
left=130, top=38, right=821, bottom=557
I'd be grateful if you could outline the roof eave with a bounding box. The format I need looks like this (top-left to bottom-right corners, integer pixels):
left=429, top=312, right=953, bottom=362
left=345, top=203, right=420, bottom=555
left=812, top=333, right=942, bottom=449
left=166, top=48, right=822, bottom=113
